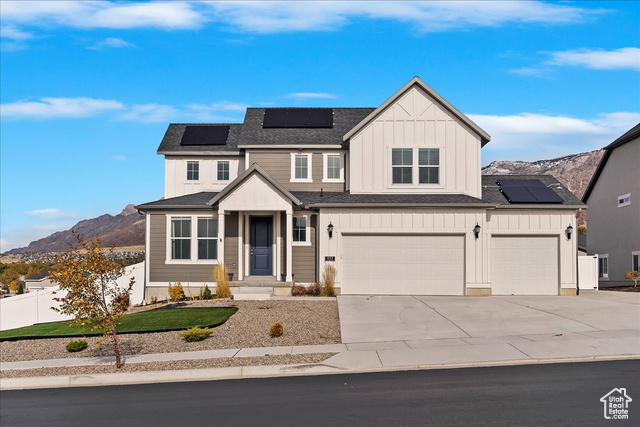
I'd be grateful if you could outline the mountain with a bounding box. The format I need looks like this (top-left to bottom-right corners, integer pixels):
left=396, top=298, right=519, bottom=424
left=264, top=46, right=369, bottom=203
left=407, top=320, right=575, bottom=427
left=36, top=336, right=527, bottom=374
left=6, top=205, right=145, bottom=254
left=482, top=149, right=605, bottom=225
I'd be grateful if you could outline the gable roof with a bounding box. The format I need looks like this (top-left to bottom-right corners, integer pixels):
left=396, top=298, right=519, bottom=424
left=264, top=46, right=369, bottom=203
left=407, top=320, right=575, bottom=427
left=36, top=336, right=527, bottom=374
left=208, top=163, right=302, bottom=207
left=238, top=108, right=374, bottom=147
left=343, top=76, right=491, bottom=145
left=135, top=192, right=218, bottom=211
left=25, top=269, right=49, bottom=281
left=157, top=123, right=243, bottom=154
left=582, top=123, right=640, bottom=202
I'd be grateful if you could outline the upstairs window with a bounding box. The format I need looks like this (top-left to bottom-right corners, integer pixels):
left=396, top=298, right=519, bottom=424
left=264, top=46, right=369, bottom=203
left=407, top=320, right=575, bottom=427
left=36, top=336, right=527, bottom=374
left=290, top=153, right=312, bottom=182
left=598, top=255, right=609, bottom=279
left=392, top=148, right=413, bottom=184
left=197, top=217, right=218, bottom=260
left=618, top=194, right=631, bottom=208
left=419, top=148, right=440, bottom=184
left=187, top=161, right=199, bottom=181
left=217, top=161, right=229, bottom=181
left=171, top=217, right=191, bottom=260
left=327, top=155, right=340, bottom=179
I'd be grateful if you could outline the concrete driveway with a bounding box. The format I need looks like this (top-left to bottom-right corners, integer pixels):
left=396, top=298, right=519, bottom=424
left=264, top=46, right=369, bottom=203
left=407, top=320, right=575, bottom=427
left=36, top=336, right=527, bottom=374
left=338, top=291, right=640, bottom=346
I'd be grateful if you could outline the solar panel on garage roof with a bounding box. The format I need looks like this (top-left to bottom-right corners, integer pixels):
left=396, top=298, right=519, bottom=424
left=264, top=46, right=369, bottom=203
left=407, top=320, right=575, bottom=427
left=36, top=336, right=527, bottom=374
left=497, top=179, right=564, bottom=204
left=262, top=108, right=333, bottom=128
left=180, top=125, right=230, bottom=145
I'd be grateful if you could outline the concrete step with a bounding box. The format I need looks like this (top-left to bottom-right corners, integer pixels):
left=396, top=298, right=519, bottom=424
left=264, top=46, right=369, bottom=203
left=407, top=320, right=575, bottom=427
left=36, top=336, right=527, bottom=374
left=232, top=293, right=271, bottom=301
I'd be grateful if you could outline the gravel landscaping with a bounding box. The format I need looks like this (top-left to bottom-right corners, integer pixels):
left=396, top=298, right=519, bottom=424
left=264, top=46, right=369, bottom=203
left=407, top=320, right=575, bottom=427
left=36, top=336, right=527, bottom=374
left=0, top=299, right=340, bottom=363
left=0, top=353, right=334, bottom=378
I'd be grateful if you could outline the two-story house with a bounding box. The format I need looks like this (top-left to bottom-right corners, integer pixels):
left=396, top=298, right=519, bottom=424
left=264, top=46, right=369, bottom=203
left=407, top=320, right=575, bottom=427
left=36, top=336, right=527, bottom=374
left=137, top=76, right=584, bottom=300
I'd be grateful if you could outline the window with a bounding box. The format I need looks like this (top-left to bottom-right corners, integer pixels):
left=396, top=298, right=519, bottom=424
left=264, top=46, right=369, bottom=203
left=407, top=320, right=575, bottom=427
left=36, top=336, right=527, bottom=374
left=633, top=251, right=640, bottom=272
left=598, top=255, right=609, bottom=279
left=323, top=153, right=343, bottom=182
left=171, top=217, right=191, bottom=260
left=197, top=217, right=218, bottom=260
left=392, top=148, right=413, bottom=184
left=293, top=216, right=309, bottom=245
left=290, top=153, right=312, bottom=182
left=217, top=161, right=229, bottom=181
left=618, top=193, right=631, bottom=208
left=418, top=148, right=439, bottom=184
left=187, top=161, right=199, bottom=181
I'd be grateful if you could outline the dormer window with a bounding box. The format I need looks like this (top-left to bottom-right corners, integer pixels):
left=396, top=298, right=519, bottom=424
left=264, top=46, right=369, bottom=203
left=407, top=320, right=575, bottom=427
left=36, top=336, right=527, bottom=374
left=187, top=161, right=199, bottom=181
left=392, top=149, right=413, bottom=184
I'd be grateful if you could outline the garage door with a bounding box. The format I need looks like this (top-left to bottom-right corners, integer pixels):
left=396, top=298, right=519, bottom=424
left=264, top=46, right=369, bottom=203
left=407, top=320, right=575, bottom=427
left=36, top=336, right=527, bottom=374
left=341, top=234, right=464, bottom=295
left=491, top=236, right=558, bottom=295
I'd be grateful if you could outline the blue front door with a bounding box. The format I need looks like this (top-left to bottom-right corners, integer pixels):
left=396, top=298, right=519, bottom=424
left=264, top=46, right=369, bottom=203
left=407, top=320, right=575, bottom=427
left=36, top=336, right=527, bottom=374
left=250, top=217, right=272, bottom=276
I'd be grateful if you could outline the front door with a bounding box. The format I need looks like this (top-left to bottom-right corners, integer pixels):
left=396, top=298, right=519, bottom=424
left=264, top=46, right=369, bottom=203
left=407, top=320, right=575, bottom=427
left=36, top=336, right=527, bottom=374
left=250, top=217, right=273, bottom=276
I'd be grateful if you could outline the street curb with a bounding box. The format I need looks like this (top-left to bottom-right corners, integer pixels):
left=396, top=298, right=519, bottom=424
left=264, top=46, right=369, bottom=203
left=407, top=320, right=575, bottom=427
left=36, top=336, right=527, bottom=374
left=2, top=354, right=639, bottom=391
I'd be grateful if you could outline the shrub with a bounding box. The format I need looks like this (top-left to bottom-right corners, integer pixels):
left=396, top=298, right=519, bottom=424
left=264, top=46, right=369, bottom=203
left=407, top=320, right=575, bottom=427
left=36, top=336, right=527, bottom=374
left=66, top=339, right=88, bottom=352
left=306, top=282, right=323, bottom=296
left=199, top=285, right=213, bottom=300
left=150, top=296, right=158, bottom=305
left=626, top=271, right=639, bottom=287
left=17, top=282, right=24, bottom=295
left=180, top=327, right=212, bottom=342
left=213, top=264, right=231, bottom=298
left=291, top=284, right=306, bottom=296
left=322, top=263, right=337, bottom=297
left=269, top=321, right=284, bottom=338
left=168, top=282, right=185, bottom=302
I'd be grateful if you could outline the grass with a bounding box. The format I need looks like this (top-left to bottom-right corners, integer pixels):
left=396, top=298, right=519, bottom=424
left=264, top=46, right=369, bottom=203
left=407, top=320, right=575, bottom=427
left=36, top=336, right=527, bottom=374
left=0, top=307, right=238, bottom=341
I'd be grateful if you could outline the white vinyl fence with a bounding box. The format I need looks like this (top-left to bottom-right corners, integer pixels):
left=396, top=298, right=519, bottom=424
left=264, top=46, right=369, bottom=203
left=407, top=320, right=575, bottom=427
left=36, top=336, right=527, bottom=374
left=578, top=255, right=599, bottom=291
left=0, top=262, right=145, bottom=331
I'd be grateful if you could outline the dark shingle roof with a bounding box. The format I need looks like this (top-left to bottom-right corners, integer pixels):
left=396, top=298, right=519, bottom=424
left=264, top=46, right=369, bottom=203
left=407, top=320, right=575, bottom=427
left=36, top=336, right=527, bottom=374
left=136, top=192, right=218, bottom=210
left=25, top=269, right=49, bottom=281
left=292, top=191, right=491, bottom=207
left=481, top=175, right=585, bottom=206
left=238, top=108, right=375, bottom=146
left=157, top=124, right=243, bottom=154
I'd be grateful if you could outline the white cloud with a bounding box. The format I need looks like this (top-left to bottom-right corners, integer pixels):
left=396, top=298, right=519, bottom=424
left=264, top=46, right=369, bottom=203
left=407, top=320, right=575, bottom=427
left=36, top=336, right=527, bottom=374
left=111, top=155, right=127, bottom=161
left=0, top=25, right=34, bottom=40
left=545, top=47, right=640, bottom=71
left=508, top=67, right=550, bottom=77
left=286, top=92, right=338, bottom=99
left=1, top=97, right=124, bottom=119
left=470, top=111, right=640, bottom=162
left=88, top=37, right=135, bottom=50
left=118, top=103, right=180, bottom=123
left=26, top=208, right=78, bottom=220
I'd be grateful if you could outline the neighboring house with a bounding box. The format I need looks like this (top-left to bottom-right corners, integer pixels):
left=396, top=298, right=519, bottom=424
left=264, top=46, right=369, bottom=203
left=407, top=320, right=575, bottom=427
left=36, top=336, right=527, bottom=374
left=23, top=269, right=55, bottom=292
left=137, top=76, right=584, bottom=299
left=578, top=233, right=587, bottom=256
left=582, top=123, right=640, bottom=287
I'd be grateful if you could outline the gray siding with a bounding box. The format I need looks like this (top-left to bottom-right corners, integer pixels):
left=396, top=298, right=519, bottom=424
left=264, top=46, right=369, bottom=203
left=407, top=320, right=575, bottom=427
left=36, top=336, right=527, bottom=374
left=224, top=212, right=239, bottom=279
left=249, top=150, right=345, bottom=192
left=292, top=212, right=317, bottom=283
left=587, top=137, right=640, bottom=285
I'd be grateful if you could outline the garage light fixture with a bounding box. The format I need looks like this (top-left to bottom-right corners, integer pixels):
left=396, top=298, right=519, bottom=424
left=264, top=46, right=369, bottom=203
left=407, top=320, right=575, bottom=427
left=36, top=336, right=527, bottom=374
left=327, top=222, right=334, bottom=239
left=473, top=223, right=481, bottom=240
left=565, top=224, right=573, bottom=240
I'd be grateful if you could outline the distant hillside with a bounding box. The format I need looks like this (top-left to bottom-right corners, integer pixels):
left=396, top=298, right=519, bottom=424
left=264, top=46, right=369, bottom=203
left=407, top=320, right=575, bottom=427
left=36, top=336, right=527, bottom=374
left=482, top=149, right=605, bottom=225
left=6, top=205, right=145, bottom=254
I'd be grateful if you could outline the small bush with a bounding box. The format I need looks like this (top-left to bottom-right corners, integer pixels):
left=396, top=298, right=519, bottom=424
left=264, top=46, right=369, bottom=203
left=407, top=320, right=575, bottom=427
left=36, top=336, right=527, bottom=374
left=269, top=321, right=284, bottom=338
left=66, top=339, right=88, bottom=352
left=213, top=264, right=231, bottom=299
left=306, top=282, right=323, bottom=296
left=180, top=327, right=212, bottom=342
left=199, top=285, right=213, bottom=300
left=168, top=282, right=185, bottom=302
left=322, top=263, right=337, bottom=297
left=291, top=284, right=306, bottom=296
left=150, top=296, right=158, bottom=305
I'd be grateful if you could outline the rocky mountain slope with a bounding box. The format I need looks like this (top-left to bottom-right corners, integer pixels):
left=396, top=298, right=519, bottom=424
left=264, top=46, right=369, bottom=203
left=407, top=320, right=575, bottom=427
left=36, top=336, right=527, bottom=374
left=6, top=205, right=145, bottom=254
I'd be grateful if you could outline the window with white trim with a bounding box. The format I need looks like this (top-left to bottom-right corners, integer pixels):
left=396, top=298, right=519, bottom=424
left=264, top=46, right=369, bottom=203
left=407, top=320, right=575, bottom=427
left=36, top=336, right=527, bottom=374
left=217, top=161, right=229, bottom=181
left=618, top=193, right=631, bottom=207
left=187, top=161, right=199, bottom=181
left=323, top=153, right=343, bottom=182
left=598, top=255, right=609, bottom=279
left=197, top=217, right=218, bottom=260
left=292, top=216, right=310, bottom=245
left=632, top=251, right=640, bottom=272
left=290, top=153, right=312, bottom=182
left=392, top=148, right=413, bottom=184
left=418, top=148, right=440, bottom=184
left=171, top=217, right=191, bottom=260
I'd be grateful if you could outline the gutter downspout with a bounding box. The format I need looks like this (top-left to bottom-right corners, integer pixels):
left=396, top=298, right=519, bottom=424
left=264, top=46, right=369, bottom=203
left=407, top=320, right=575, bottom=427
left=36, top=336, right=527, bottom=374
left=575, top=208, right=582, bottom=296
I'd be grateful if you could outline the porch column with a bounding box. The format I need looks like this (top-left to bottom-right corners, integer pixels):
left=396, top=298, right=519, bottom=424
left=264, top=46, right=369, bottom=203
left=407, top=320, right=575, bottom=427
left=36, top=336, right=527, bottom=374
left=238, top=211, right=244, bottom=281
left=286, top=212, right=293, bottom=282
left=218, top=210, right=225, bottom=266
left=276, top=213, right=281, bottom=281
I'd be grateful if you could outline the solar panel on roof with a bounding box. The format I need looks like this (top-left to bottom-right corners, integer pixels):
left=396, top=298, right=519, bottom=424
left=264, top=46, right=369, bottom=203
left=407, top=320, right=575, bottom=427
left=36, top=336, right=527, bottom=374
left=180, top=125, right=230, bottom=146
left=497, top=179, right=564, bottom=204
left=262, top=108, right=333, bottom=128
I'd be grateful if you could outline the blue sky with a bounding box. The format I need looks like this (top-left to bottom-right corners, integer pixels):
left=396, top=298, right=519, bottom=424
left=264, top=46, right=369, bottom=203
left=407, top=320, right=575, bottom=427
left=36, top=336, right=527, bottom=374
left=1, top=1, right=639, bottom=252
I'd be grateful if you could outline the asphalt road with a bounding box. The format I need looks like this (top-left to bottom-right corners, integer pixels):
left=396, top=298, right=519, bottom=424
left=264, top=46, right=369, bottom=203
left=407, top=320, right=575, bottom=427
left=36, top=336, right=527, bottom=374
left=2, top=360, right=638, bottom=426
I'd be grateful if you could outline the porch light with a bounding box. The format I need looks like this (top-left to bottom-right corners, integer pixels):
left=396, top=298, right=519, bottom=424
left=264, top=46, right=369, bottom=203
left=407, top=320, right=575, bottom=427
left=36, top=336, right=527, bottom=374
left=473, top=223, right=481, bottom=240
left=565, top=224, right=573, bottom=240
left=327, top=222, right=334, bottom=239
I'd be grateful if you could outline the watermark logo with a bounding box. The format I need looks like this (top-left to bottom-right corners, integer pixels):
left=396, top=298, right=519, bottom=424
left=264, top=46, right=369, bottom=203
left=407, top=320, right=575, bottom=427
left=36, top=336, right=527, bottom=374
left=600, top=388, right=632, bottom=420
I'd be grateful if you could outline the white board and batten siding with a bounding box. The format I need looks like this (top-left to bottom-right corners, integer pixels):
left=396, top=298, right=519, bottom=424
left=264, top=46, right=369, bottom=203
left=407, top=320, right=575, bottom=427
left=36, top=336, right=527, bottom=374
left=348, top=86, right=482, bottom=198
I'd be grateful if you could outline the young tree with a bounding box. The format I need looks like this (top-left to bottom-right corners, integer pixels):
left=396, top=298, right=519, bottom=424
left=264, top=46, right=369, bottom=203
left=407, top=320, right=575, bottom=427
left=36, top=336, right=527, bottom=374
left=50, top=233, right=133, bottom=368
left=9, top=280, right=19, bottom=293
left=626, top=270, right=639, bottom=288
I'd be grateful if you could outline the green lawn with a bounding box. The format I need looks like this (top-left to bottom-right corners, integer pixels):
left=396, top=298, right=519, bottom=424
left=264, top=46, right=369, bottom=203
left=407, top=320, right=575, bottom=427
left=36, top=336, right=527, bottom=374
left=0, top=307, right=238, bottom=341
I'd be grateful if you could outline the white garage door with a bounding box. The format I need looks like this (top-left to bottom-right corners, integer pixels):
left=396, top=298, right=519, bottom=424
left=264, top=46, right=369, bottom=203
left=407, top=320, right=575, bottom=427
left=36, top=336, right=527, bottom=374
left=341, top=234, right=464, bottom=295
left=491, top=236, right=558, bottom=295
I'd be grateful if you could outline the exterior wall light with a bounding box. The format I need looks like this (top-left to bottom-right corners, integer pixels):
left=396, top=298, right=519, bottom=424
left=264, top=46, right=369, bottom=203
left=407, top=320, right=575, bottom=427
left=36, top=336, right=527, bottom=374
left=473, top=223, right=481, bottom=240
left=327, top=222, right=334, bottom=239
left=565, top=224, right=573, bottom=240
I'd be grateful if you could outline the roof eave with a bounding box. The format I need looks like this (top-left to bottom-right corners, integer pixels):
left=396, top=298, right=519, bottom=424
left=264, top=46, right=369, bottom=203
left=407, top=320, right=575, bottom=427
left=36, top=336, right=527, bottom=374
left=308, top=202, right=495, bottom=208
